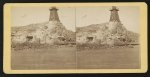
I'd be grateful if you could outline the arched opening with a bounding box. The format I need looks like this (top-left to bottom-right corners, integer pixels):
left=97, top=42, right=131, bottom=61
left=87, top=37, right=94, bottom=42
left=26, top=36, right=33, bottom=41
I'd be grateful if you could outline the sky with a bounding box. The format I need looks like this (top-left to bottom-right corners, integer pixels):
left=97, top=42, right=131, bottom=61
left=11, top=7, right=76, bottom=32
left=11, top=6, right=140, bottom=33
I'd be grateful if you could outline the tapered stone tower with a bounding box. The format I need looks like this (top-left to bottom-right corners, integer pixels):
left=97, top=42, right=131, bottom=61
left=49, top=7, right=60, bottom=22
left=109, top=6, right=120, bottom=22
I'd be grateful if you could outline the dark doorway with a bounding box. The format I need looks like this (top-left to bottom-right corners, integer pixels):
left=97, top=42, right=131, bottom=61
left=87, top=37, right=94, bottom=42
left=26, top=36, right=33, bottom=41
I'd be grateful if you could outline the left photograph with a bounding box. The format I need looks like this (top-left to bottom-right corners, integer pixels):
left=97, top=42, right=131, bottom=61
left=11, top=7, right=76, bottom=69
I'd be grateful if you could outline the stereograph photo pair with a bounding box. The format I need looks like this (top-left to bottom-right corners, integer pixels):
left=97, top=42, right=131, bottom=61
left=3, top=2, right=147, bottom=74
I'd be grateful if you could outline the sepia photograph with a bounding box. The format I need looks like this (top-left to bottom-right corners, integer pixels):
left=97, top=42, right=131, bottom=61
left=76, top=6, right=140, bottom=69
left=3, top=3, right=147, bottom=73
left=11, top=7, right=76, bottom=69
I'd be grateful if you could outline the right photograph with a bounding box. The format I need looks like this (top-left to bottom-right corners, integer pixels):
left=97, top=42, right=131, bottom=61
left=76, top=6, right=140, bottom=69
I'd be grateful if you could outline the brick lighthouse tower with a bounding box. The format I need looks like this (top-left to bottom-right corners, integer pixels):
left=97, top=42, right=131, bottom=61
left=109, top=6, right=120, bottom=22
left=49, top=7, right=60, bottom=22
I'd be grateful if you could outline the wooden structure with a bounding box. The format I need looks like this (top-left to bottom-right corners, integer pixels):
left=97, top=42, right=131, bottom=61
left=110, top=6, right=120, bottom=22
left=49, top=7, right=60, bottom=22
